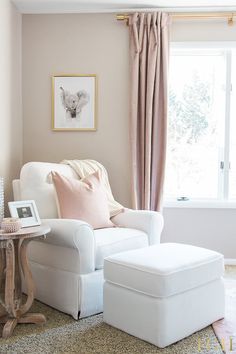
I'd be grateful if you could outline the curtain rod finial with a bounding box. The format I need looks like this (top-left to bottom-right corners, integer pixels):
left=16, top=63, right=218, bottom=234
left=116, top=14, right=129, bottom=22
left=228, top=14, right=234, bottom=26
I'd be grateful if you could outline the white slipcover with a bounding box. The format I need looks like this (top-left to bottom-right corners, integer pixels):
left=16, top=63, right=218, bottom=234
left=104, top=243, right=224, bottom=297
left=13, top=161, right=164, bottom=319
left=103, top=243, right=225, bottom=348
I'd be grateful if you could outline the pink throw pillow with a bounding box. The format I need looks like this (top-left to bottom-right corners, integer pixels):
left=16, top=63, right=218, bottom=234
left=51, top=171, right=114, bottom=229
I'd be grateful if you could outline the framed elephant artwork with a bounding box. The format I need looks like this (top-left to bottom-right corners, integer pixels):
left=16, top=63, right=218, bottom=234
left=52, top=75, right=97, bottom=131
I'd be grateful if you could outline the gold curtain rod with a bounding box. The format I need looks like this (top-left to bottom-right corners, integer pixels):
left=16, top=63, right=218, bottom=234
left=116, top=12, right=236, bottom=26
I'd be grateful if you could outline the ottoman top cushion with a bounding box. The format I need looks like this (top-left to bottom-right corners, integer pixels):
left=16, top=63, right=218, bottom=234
left=104, top=243, right=224, bottom=298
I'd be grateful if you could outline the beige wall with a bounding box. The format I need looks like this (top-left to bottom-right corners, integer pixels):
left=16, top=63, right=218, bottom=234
left=22, top=14, right=131, bottom=207
left=0, top=1, right=22, bottom=209
left=171, top=19, right=236, bottom=41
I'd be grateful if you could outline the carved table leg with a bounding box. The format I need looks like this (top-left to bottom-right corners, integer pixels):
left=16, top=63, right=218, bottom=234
left=0, top=247, right=5, bottom=291
left=2, top=240, right=17, bottom=338
left=0, top=247, right=6, bottom=317
left=18, top=313, right=46, bottom=324
left=14, top=239, right=22, bottom=307
left=2, top=318, right=18, bottom=338
left=1, top=236, right=46, bottom=338
left=18, top=238, right=46, bottom=324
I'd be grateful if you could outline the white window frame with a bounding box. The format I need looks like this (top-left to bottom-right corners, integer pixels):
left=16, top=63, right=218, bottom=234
left=164, top=41, right=236, bottom=208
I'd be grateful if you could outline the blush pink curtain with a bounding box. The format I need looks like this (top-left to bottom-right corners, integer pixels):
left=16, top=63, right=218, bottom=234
left=129, top=12, right=170, bottom=211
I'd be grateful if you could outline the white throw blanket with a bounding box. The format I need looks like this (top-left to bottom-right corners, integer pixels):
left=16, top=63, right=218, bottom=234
left=61, top=159, right=124, bottom=218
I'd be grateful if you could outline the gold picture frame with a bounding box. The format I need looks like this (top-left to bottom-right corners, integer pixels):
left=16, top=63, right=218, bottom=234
left=52, top=74, right=97, bottom=131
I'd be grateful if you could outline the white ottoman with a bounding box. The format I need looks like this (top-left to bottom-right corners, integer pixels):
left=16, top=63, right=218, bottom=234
left=103, top=243, right=225, bottom=348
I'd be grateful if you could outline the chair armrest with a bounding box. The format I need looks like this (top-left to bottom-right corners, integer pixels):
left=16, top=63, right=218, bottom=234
left=41, top=219, right=95, bottom=273
left=112, top=209, right=164, bottom=245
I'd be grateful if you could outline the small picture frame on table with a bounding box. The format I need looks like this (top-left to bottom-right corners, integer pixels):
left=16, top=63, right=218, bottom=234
left=8, top=200, right=41, bottom=228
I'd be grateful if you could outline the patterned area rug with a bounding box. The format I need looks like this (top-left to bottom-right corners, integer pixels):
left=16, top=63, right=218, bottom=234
left=1, top=266, right=235, bottom=354
left=213, top=266, right=236, bottom=354
left=0, top=307, right=223, bottom=354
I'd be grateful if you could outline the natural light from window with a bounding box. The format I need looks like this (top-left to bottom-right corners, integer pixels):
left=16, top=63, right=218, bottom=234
left=164, top=43, right=236, bottom=203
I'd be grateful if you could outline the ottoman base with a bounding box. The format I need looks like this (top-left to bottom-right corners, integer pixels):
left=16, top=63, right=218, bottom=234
left=104, top=278, right=225, bottom=348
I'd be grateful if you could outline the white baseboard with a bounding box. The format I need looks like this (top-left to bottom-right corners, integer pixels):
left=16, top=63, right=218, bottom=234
left=224, top=258, right=236, bottom=265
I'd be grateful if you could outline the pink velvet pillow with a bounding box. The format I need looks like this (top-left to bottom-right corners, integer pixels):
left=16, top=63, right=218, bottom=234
left=51, top=171, right=114, bottom=229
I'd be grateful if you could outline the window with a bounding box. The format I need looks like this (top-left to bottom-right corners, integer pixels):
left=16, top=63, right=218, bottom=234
left=164, top=43, right=236, bottom=203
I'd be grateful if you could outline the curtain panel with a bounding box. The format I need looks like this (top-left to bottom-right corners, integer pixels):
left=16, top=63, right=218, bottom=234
left=129, top=12, right=170, bottom=211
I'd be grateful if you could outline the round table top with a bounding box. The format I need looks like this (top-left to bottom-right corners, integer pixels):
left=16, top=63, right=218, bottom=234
left=0, top=225, right=51, bottom=241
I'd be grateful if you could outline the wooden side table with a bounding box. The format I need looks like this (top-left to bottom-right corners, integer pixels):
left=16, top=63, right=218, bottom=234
left=0, top=225, right=51, bottom=338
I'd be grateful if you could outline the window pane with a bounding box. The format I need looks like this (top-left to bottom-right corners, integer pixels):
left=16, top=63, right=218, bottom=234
left=229, top=51, right=236, bottom=199
left=165, top=49, right=226, bottom=200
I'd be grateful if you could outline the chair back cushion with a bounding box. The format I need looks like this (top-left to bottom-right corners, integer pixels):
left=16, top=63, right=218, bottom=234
left=19, top=162, right=78, bottom=218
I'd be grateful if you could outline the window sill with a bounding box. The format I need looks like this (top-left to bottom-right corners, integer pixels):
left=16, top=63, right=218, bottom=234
left=163, top=200, right=236, bottom=209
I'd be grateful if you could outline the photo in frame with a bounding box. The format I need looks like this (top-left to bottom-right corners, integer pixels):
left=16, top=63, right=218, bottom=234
left=52, top=75, right=97, bottom=131
left=8, top=200, right=41, bottom=228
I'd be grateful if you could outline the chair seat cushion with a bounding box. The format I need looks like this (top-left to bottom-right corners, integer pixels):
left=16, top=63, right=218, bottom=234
left=28, top=227, right=148, bottom=273
left=104, top=243, right=224, bottom=298
left=95, top=228, right=148, bottom=270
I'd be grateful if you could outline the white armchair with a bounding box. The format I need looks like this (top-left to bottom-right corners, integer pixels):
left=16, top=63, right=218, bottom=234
left=13, top=162, right=164, bottom=319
